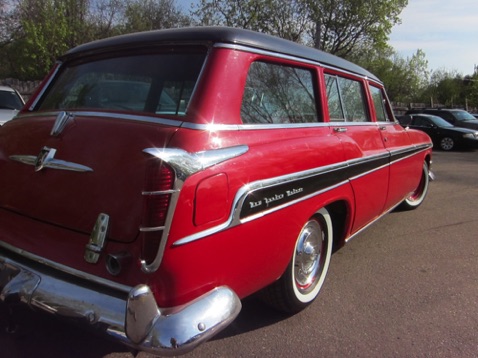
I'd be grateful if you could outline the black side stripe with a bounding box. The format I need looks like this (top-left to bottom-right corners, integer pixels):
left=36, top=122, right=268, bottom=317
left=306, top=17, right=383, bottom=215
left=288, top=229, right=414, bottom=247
left=240, top=145, right=429, bottom=220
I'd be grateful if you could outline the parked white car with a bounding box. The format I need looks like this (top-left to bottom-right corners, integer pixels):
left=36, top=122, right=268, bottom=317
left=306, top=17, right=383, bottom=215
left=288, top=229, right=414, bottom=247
left=0, top=86, right=25, bottom=125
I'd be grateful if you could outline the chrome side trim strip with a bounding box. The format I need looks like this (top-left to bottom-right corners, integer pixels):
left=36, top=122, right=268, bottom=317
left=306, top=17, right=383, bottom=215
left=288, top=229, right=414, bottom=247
left=345, top=198, right=406, bottom=243
left=173, top=161, right=350, bottom=246
left=173, top=144, right=432, bottom=246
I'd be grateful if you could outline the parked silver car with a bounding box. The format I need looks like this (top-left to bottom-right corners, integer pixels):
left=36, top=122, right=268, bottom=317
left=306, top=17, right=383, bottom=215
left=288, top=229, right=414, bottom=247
left=0, top=86, right=25, bottom=125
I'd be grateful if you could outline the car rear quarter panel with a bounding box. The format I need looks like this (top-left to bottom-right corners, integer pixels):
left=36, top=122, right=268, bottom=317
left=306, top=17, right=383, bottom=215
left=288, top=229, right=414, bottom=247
left=152, top=126, right=356, bottom=306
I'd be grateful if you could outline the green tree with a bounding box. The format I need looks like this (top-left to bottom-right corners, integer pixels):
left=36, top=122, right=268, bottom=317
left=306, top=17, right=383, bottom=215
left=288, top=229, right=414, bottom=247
left=193, top=0, right=309, bottom=42
left=304, top=0, right=408, bottom=58
left=12, top=0, right=72, bottom=79
left=193, top=0, right=408, bottom=58
left=89, top=0, right=126, bottom=39
left=358, top=48, right=429, bottom=103
left=463, top=71, right=478, bottom=109
left=426, top=69, right=464, bottom=107
left=123, top=0, right=190, bottom=32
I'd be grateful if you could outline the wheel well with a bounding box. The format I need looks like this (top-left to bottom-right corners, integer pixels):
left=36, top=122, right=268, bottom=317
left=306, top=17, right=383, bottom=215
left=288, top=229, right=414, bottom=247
left=324, top=201, right=348, bottom=252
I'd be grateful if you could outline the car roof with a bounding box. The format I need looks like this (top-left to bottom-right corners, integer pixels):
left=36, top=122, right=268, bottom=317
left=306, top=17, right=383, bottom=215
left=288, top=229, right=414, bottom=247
left=63, top=26, right=380, bottom=82
left=0, top=85, right=16, bottom=92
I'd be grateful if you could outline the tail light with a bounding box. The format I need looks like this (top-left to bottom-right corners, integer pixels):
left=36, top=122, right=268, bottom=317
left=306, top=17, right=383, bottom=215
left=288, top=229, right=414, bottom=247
left=141, top=160, right=175, bottom=264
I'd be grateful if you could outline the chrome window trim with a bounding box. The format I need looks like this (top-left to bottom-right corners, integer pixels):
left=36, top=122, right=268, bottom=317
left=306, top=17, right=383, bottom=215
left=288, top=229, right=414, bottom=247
left=28, top=61, right=62, bottom=111
left=214, top=43, right=383, bottom=86
left=17, top=111, right=396, bottom=131
left=215, top=43, right=384, bottom=88
left=16, top=110, right=185, bottom=128
left=0, top=240, right=131, bottom=293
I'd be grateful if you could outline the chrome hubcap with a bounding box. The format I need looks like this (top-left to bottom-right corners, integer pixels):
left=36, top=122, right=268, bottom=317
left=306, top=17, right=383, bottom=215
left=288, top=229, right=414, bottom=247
left=294, top=220, right=324, bottom=294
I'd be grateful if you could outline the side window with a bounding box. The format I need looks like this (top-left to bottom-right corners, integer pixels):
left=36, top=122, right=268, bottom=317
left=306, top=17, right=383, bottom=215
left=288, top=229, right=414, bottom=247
left=325, top=75, right=345, bottom=121
left=369, top=85, right=391, bottom=122
left=241, top=62, right=318, bottom=124
left=414, top=117, right=431, bottom=127
left=325, top=74, right=369, bottom=122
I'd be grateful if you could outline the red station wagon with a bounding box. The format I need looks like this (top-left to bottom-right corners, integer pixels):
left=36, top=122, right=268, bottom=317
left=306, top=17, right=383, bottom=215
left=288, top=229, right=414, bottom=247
left=0, top=27, right=433, bottom=355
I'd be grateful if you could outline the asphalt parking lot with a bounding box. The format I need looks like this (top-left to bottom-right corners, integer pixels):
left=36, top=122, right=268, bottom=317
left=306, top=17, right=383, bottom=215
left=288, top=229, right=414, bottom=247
left=1, top=149, right=477, bottom=358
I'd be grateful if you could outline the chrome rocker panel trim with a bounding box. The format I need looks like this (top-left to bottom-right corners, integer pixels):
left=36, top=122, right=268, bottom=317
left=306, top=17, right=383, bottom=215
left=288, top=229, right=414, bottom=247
left=0, top=250, right=241, bottom=356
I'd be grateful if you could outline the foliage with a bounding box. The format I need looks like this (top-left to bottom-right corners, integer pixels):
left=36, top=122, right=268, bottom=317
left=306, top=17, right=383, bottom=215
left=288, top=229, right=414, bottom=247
left=0, top=0, right=476, bottom=109
left=356, top=47, right=429, bottom=103
left=123, top=0, right=190, bottom=32
left=192, top=0, right=309, bottom=42
left=422, top=69, right=478, bottom=109
left=193, top=0, right=408, bottom=58
left=0, top=0, right=190, bottom=80
left=302, top=0, right=408, bottom=57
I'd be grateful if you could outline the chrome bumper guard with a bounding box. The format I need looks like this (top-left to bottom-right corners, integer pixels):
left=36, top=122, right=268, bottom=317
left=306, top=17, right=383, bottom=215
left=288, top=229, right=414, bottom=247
left=0, top=252, right=241, bottom=356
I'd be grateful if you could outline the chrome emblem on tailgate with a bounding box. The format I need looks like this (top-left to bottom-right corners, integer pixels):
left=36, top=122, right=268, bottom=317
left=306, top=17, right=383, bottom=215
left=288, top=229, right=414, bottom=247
left=9, top=147, right=93, bottom=172
left=35, top=146, right=56, bottom=171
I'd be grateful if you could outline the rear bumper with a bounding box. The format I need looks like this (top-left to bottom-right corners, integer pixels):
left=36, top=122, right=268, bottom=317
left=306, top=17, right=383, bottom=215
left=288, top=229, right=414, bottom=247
left=0, top=248, right=241, bottom=356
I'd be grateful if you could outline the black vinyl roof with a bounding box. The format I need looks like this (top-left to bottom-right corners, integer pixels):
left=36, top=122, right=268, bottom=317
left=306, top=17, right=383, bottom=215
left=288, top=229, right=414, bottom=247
left=64, top=26, right=379, bottom=82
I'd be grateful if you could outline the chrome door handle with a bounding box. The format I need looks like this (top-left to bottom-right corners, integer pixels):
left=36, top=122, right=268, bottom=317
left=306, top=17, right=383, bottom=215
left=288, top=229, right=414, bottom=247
left=334, top=127, right=347, bottom=133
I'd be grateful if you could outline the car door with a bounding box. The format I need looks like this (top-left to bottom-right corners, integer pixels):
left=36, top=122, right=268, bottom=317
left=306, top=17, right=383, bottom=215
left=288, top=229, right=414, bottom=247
left=410, top=116, right=438, bottom=138
left=324, top=73, right=389, bottom=233
left=369, top=85, right=423, bottom=211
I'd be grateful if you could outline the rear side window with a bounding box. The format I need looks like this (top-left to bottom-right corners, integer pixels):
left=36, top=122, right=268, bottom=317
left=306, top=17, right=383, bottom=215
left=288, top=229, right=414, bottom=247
left=37, top=48, right=207, bottom=116
left=325, top=74, right=369, bottom=122
left=241, top=62, right=318, bottom=124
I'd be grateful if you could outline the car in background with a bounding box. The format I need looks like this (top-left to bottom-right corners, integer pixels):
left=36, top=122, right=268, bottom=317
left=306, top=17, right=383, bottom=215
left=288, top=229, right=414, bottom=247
left=398, top=113, right=478, bottom=151
left=0, top=86, right=25, bottom=125
left=405, top=108, right=478, bottom=130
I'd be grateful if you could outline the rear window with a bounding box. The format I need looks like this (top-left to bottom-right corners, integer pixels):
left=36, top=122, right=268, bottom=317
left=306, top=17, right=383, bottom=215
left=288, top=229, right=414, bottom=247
left=37, top=48, right=207, bottom=116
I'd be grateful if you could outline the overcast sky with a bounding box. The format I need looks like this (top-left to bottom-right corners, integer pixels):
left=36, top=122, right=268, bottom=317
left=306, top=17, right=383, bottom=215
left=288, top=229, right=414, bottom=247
left=389, top=0, right=478, bottom=75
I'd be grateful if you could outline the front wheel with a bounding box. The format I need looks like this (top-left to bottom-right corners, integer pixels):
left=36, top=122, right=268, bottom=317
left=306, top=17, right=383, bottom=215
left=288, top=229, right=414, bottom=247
left=440, top=137, right=454, bottom=151
left=260, top=208, right=333, bottom=313
left=399, top=162, right=430, bottom=210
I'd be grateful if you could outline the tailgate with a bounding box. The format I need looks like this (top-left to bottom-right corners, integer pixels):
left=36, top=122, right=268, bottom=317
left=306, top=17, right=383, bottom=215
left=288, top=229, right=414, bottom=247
left=0, top=113, right=178, bottom=242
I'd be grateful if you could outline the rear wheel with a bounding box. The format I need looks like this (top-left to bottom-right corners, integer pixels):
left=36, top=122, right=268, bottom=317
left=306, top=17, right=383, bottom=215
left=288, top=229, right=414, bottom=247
left=399, top=162, right=430, bottom=210
left=260, top=208, right=333, bottom=313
